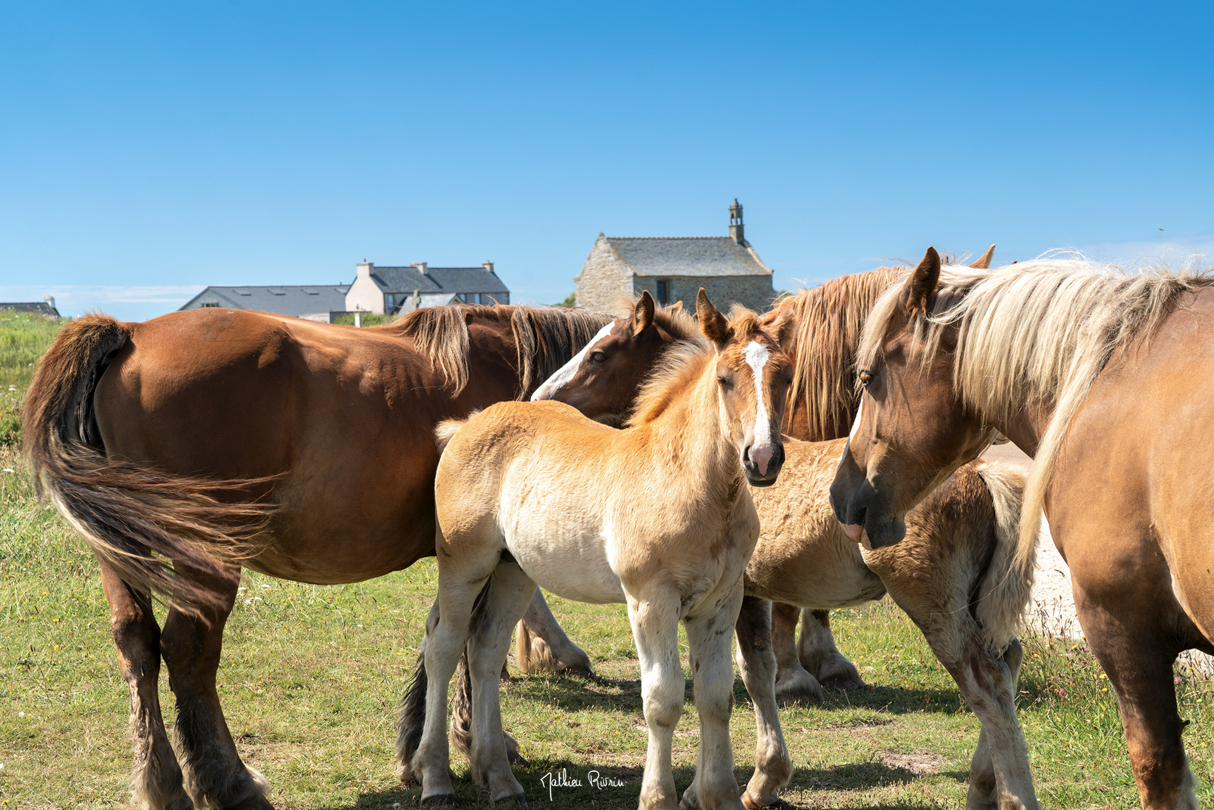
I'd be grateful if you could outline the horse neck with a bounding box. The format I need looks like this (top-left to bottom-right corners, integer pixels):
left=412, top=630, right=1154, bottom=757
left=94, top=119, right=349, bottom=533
left=636, top=360, right=742, bottom=500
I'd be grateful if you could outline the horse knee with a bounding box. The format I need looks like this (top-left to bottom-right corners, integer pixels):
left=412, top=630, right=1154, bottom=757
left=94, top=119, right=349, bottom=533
left=643, top=681, right=684, bottom=729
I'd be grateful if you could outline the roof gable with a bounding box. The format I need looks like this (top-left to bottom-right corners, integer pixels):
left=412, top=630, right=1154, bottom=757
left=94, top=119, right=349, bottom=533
left=182, top=285, right=350, bottom=315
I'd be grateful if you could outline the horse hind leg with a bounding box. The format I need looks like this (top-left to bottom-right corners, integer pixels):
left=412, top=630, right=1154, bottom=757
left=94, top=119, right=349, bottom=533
left=797, top=609, right=866, bottom=690
left=733, top=597, right=792, bottom=809
left=513, top=589, right=594, bottom=677
left=99, top=564, right=192, bottom=810
left=770, top=602, right=824, bottom=705
left=159, top=568, right=271, bottom=810
left=465, top=562, right=536, bottom=804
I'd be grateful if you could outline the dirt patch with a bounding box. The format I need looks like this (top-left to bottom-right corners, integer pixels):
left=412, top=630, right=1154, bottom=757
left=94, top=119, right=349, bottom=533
left=821, top=716, right=894, bottom=730
left=877, top=750, right=941, bottom=775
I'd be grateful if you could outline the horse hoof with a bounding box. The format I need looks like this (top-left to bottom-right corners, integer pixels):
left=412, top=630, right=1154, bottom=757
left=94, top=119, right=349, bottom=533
left=421, top=794, right=457, bottom=809
left=775, top=679, right=825, bottom=706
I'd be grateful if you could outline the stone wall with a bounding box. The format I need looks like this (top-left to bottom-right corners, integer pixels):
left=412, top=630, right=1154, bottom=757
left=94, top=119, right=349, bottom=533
left=574, top=237, right=634, bottom=315
left=632, top=275, right=775, bottom=315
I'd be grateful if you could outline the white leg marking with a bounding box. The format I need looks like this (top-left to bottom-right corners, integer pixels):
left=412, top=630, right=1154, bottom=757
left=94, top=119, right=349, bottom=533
left=743, top=341, right=774, bottom=474
left=530, top=322, right=615, bottom=401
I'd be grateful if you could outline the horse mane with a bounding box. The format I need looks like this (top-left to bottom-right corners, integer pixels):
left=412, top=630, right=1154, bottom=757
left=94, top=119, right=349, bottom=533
left=396, top=304, right=612, bottom=398
left=651, top=306, right=699, bottom=341
left=627, top=308, right=761, bottom=427
left=857, top=254, right=1214, bottom=566
left=764, top=268, right=900, bottom=439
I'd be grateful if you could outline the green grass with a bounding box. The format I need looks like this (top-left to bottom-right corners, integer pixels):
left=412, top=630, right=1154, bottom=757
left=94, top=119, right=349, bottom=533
left=0, top=312, right=65, bottom=445
left=332, top=313, right=394, bottom=327
left=0, top=319, right=1210, bottom=809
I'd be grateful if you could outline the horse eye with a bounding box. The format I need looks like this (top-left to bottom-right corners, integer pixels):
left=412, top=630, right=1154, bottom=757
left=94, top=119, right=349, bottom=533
left=858, top=370, right=873, bottom=388
left=589, top=351, right=607, bottom=363
left=717, top=375, right=733, bottom=389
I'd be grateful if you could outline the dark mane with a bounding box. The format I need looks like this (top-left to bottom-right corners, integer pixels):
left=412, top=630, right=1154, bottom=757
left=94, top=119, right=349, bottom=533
left=395, top=304, right=612, bottom=397
left=763, top=268, right=900, bottom=439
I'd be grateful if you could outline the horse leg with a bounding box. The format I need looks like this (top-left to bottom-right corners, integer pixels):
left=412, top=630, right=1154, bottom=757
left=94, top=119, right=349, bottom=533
left=99, top=564, right=191, bottom=810
left=465, top=562, right=536, bottom=804
left=1077, top=601, right=1197, bottom=810
left=770, top=602, right=824, bottom=705
left=159, top=571, right=271, bottom=810
left=513, top=589, right=594, bottom=676
left=626, top=592, right=685, bottom=810
left=733, top=596, right=791, bottom=809
left=679, top=585, right=748, bottom=810
left=414, top=563, right=497, bottom=806
left=797, top=609, right=865, bottom=690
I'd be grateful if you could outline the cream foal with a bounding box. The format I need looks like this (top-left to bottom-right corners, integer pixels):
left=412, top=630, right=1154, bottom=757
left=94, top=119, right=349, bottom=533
left=405, top=291, right=793, bottom=810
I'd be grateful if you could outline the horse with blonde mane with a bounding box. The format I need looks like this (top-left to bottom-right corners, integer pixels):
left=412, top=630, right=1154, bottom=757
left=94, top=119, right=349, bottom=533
left=399, top=291, right=792, bottom=810
left=22, top=302, right=609, bottom=810
left=536, top=291, right=1039, bottom=809
left=831, top=247, right=1214, bottom=810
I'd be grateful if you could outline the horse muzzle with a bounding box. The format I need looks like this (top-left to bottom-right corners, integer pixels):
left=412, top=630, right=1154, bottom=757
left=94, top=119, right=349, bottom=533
left=743, top=442, right=785, bottom=487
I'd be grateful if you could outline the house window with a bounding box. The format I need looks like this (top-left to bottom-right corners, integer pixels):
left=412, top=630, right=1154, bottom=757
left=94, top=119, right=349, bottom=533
left=656, top=280, right=669, bottom=305
left=386, top=294, right=395, bottom=309
left=201, top=302, right=219, bottom=308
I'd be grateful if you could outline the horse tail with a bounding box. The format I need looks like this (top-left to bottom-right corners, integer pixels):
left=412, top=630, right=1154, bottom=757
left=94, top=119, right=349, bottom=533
left=22, top=314, right=274, bottom=615
left=434, top=416, right=472, bottom=454
left=972, top=461, right=1037, bottom=652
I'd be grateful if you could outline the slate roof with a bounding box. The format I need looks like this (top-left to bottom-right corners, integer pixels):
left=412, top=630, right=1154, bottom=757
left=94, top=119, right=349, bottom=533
left=0, top=302, right=60, bottom=317
left=603, top=236, right=770, bottom=277
left=369, top=266, right=509, bottom=295
left=182, top=285, right=350, bottom=316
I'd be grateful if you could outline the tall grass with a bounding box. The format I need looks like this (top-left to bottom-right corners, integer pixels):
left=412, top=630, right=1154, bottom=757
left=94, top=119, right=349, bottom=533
left=0, top=312, right=65, bottom=446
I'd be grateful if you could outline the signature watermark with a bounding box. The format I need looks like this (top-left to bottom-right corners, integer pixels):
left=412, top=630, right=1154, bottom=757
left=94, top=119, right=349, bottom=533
left=539, top=768, right=629, bottom=801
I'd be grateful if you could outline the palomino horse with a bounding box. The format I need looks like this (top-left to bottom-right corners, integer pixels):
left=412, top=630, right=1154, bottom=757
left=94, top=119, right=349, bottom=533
left=23, top=303, right=609, bottom=810
left=400, top=291, right=792, bottom=810
left=536, top=292, right=1039, bottom=809
left=831, top=247, right=1214, bottom=810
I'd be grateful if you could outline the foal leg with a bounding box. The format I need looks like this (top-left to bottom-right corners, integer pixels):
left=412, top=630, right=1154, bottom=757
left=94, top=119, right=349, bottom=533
left=513, top=589, right=594, bottom=676
left=160, top=571, right=271, bottom=810
left=797, top=609, right=865, bottom=690
left=627, top=593, right=686, bottom=810
left=733, top=597, right=791, bottom=809
left=680, top=586, right=748, bottom=810
left=770, top=602, right=824, bottom=705
left=466, top=562, right=536, bottom=804
left=99, top=564, right=191, bottom=810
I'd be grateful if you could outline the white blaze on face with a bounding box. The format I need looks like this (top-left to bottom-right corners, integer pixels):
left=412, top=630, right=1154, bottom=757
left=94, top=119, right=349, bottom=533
left=530, top=321, right=616, bottom=401
left=837, top=396, right=865, bottom=472
left=743, top=340, right=775, bottom=474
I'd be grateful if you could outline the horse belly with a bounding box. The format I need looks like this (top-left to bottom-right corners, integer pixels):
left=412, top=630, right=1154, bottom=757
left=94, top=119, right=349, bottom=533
left=501, top=519, right=625, bottom=605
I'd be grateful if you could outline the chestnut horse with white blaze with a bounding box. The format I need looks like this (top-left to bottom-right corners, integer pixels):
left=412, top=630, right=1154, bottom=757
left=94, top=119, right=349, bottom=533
left=399, top=291, right=792, bottom=810
left=831, top=247, right=1214, bottom=810
left=536, top=292, right=1039, bottom=810
left=22, top=303, right=609, bottom=810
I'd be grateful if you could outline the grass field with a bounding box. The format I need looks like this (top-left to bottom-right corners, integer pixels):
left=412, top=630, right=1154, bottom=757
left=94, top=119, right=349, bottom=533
left=0, top=316, right=1210, bottom=809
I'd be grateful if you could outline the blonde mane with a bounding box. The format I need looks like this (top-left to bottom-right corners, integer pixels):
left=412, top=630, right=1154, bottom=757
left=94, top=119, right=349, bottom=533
left=396, top=304, right=612, bottom=398
left=766, top=268, right=900, bottom=439
left=627, top=308, right=763, bottom=427
left=858, top=256, right=1214, bottom=567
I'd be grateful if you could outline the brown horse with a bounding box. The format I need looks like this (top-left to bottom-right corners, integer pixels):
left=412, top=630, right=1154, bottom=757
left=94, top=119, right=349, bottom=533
left=745, top=244, right=998, bottom=704
left=832, top=247, right=1214, bottom=810
left=402, top=291, right=793, bottom=810
left=22, top=303, right=609, bottom=810
left=536, top=293, right=1039, bottom=809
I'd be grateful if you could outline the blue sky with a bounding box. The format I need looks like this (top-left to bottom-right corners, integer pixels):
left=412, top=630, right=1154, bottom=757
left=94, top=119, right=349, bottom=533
left=2, top=2, right=1212, bottom=320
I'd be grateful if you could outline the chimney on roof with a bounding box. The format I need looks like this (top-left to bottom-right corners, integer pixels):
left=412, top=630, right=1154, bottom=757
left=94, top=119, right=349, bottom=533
left=356, top=260, right=373, bottom=280
left=483, top=261, right=494, bottom=273
left=44, top=296, right=56, bottom=311
left=412, top=262, right=429, bottom=276
left=729, top=199, right=745, bottom=245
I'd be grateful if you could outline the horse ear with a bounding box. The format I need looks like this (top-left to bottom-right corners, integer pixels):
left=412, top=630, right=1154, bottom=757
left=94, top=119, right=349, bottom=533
left=697, top=289, right=731, bottom=349
left=970, top=244, right=996, bottom=269
left=665, top=300, right=684, bottom=314
left=632, top=291, right=656, bottom=336
left=769, top=308, right=796, bottom=347
left=902, top=247, right=941, bottom=315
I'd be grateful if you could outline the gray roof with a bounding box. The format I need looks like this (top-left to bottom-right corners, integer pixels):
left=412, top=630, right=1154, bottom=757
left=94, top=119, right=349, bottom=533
left=370, top=266, right=510, bottom=295
left=604, top=236, right=770, bottom=278
left=182, top=285, right=350, bottom=316
left=0, top=302, right=60, bottom=317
